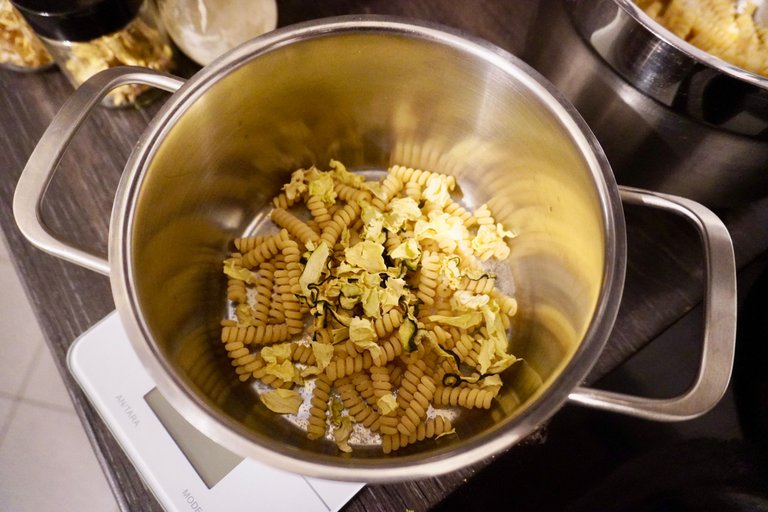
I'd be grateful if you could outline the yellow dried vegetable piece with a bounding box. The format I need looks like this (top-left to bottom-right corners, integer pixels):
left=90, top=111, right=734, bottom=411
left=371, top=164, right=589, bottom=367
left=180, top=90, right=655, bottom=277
left=260, top=389, right=302, bottom=414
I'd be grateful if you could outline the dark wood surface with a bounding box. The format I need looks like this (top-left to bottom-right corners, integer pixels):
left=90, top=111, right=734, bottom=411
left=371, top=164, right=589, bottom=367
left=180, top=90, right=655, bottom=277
left=2, top=1, right=768, bottom=510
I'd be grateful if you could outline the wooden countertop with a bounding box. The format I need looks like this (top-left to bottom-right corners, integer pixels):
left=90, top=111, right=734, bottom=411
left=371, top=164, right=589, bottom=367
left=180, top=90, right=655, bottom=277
left=2, top=1, right=767, bottom=510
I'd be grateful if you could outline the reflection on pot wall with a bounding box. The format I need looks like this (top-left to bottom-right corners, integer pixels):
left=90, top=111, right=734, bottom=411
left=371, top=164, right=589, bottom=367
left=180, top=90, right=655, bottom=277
left=523, top=0, right=768, bottom=208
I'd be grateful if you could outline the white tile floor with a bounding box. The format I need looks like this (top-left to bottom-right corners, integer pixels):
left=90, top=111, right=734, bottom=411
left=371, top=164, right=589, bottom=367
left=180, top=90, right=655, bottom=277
left=0, top=234, right=119, bottom=511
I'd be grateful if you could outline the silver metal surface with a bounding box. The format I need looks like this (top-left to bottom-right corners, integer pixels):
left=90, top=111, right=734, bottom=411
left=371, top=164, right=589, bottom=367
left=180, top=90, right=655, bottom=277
left=524, top=0, right=768, bottom=207
left=107, top=16, right=626, bottom=481
left=12, top=67, right=184, bottom=275
left=12, top=16, right=735, bottom=482
left=570, top=0, right=768, bottom=133
left=569, top=186, right=737, bottom=421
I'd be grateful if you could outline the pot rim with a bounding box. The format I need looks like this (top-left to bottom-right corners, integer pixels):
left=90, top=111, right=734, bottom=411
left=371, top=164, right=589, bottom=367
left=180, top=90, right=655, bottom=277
left=109, top=15, right=627, bottom=481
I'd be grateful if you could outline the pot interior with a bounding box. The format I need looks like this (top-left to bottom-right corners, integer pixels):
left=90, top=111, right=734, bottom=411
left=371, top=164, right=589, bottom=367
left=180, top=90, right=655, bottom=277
left=124, top=22, right=617, bottom=475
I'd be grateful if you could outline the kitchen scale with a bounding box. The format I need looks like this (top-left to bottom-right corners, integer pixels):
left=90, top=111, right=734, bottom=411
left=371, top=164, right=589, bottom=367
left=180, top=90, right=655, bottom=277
left=67, top=312, right=364, bottom=511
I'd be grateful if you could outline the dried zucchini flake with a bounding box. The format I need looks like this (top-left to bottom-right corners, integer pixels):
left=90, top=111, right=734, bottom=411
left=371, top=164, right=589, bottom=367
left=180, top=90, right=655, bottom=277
left=300, top=242, right=331, bottom=296
left=438, top=255, right=462, bottom=288
left=334, top=416, right=354, bottom=453
left=380, top=277, right=409, bottom=312
left=344, top=240, right=386, bottom=273
left=261, top=343, right=293, bottom=363
left=262, top=343, right=298, bottom=381
left=423, top=174, right=452, bottom=207
left=329, top=397, right=344, bottom=427
left=265, top=360, right=296, bottom=382
left=329, top=159, right=365, bottom=188
left=414, top=211, right=469, bottom=253
left=427, top=311, right=484, bottom=329
left=311, top=341, right=334, bottom=370
left=390, top=238, right=422, bottom=262
left=360, top=201, right=386, bottom=243
left=222, top=258, right=259, bottom=285
left=308, top=171, right=337, bottom=205
left=472, top=223, right=515, bottom=261
left=451, top=291, right=490, bottom=311
left=376, top=393, right=398, bottom=416
left=260, top=389, right=302, bottom=414
left=301, top=341, right=335, bottom=376
left=436, top=428, right=457, bottom=439
left=384, top=197, right=421, bottom=231
left=365, top=181, right=387, bottom=200
left=282, top=168, right=307, bottom=201
left=349, top=317, right=385, bottom=361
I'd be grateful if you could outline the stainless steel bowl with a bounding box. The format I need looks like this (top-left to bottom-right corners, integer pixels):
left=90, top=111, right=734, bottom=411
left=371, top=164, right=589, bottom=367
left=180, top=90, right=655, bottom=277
left=14, top=16, right=737, bottom=481
left=525, top=0, right=768, bottom=208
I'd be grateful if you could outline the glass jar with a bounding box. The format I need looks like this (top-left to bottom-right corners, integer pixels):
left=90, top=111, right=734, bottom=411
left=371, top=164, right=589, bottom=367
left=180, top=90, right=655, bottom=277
left=0, top=0, right=52, bottom=71
left=12, top=0, right=175, bottom=107
left=157, top=0, right=277, bottom=66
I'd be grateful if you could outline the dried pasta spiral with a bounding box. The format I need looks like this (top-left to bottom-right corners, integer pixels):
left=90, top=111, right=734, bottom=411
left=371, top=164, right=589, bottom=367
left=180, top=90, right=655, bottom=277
left=306, top=194, right=331, bottom=229
left=336, top=377, right=381, bottom=431
left=325, top=351, right=373, bottom=381
left=241, top=230, right=289, bottom=268
left=433, top=385, right=496, bottom=409
left=268, top=288, right=285, bottom=323
left=458, top=275, right=495, bottom=294
left=282, top=292, right=304, bottom=335
left=396, top=359, right=429, bottom=411
left=320, top=202, right=361, bottom=247
left=491, top=289, right=518, bottom=317
left=271, top=208, right=320, bottom=247
left=371, top=173, right=404, bottom=210
left=373, top=309, right=404, bottom=338
left=404, top=180, right=421, bottom=202
left=453, top=333, right=481, bottom=370
left=372, top=366, right=396, bottom=401
left=272, top=269, right=292, bottom=295
left=389, top=164, right=456, bottom=189
left=234, top=234, right=266, bottom=253
left=221, top=324, right=290, bottom=345
left=335, top=182, right=371, bottom=204
left=227, top=278, right=247, bottom=304
left=416, top=251, right=440, bottom=305
left=251, top=274, right=273, bottom=325
left=307, top=374, right=331, bottom=440
left=444, top=201, right=475, bottom=227
left=290, top=342, right=316, bottom=365
left=306, top=219, right=322, bottom=234
left=382, top=415, right=452, bottom=454
left=473, top=204, right=495, bottom=226
left=397, top=374, right=436, bottom=436
left=376, top=335, right=403, bottom=365
left=272, top=190, right=302, bottom=210
left=351, top=372, right=379, bottom=407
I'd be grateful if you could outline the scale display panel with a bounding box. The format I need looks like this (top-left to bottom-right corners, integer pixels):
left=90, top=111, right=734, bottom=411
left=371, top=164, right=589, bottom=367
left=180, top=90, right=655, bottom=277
left=68, top=312, right=363, bottom=512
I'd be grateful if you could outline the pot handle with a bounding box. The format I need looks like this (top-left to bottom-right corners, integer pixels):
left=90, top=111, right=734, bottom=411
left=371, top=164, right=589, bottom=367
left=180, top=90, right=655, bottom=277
left=12, top=66, right=185, bottom=276
left=567, top=186, right=737, bottom=421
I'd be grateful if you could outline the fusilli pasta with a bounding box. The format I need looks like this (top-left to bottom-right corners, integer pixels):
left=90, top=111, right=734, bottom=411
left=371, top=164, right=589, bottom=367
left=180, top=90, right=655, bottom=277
left=219, top=161, right=521, bottom=454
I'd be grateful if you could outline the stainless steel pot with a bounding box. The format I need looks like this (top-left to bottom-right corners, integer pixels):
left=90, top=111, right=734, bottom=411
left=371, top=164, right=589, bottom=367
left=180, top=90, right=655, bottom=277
left=524, top=0, right=768, bottom=208
left=13, top=16, right=737, bottom=482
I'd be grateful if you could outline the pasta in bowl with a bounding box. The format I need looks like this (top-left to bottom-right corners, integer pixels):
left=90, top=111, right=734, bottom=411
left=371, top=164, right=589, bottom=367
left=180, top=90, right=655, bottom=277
left=219, top=161, right=521, bottom=454
left=73, top=16, right=637, bottom=481
left=635, top=0, right=768, bottom=78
